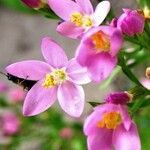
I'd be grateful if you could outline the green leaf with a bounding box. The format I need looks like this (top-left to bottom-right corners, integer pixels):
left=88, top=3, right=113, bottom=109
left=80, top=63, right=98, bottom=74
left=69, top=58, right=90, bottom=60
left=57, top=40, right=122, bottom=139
left=88, top=101, right=103, bottom=107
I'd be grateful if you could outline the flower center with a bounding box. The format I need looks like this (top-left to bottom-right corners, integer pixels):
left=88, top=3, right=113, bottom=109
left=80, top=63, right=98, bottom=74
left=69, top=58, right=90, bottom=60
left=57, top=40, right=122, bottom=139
left=42, top=69, right=67, bottom=88
left=91, top=31, right=110, bottom=52
left=70, top=12, right=93, bottom=27
left=97, top=112, right=122, bottom=129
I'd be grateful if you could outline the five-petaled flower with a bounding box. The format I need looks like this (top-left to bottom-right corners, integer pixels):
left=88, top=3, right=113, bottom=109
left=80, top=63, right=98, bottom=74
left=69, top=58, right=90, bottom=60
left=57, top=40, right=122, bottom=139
left=76, top=26, right=123, bottom=83
left=84, top=95, right=141, bottom=150
left=5, top=37, right=91, bottom=117
left=48, top=0, right=110, bottom=39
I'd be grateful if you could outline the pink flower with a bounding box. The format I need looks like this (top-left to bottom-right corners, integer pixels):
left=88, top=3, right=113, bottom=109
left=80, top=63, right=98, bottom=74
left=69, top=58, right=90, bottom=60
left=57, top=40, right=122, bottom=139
left=116, top=9, right=145, bottom=36
left=48, top=0, right=110, bottom=39
left=5, top=37, right=90, bottom=117
left=59, top=127, right=73, bottom=139
left=84, top=103, right=141, bottom=150
left=0, top=81, right=8, bottom=93
left=21, top=0, right=47, bottom=9
left=1, top=112, right=20, bottom=136
left=8, top=87, right=26, bottom=103
left=76, top=26, right=123, bottom=83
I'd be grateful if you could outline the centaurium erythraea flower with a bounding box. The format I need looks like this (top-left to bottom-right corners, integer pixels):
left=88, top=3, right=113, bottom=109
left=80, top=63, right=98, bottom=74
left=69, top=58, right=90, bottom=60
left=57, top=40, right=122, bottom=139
left=116, top=9, right=145, bottom=36
left=84, top=93, right=141, bottom=150
left=5, top=37, right=91, bottom=117
left=48, top=0, right=110, bottom=39
left=76, top=26, right=123, bottom=83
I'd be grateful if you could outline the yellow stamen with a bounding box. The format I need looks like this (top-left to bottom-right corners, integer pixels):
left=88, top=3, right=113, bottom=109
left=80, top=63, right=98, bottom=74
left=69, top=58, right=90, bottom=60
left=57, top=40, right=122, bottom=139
left=42, top=69, right=67, bottom=88
left=97, top=112, right=122, bottom=129
left=70, top=12, right=83, bottom=26
left=91, top=31, right=110, bottom=52
left=143, top=7, right=150, bottom=20
left=70, top=12, right=93, bottom=27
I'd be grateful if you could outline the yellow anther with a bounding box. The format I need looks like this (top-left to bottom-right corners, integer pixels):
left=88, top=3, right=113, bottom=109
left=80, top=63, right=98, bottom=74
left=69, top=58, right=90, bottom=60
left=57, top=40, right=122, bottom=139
left=83, top=16, right=93, bottom=27
left=42, top=69, right=67, bottom=88
left=143, top=7, right=150, bottom=20
left=91, top=31, right=110, bottom=52
left=71, top=12, right=83, bottom=26
left=97, top=112, right=122, bottom=130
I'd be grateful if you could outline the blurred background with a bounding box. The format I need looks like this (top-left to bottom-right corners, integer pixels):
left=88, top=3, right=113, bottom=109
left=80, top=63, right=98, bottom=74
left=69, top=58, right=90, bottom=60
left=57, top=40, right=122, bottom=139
left=0, top=0, right=150, bottom=150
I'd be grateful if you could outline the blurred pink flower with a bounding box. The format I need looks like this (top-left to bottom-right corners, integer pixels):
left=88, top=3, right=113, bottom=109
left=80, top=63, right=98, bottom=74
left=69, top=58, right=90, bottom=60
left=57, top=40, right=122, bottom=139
left=116, top=9, right=145, bottom=36
left=0, top=82, right=8, bottom=93
left=1, top=112, right=20, bottom=136
left=84, top=103, right=141, bottom=150
left=76, top=26, right=123, bottom=83
left=6, top=37, right=91, bottom=117
left=48, top=0, right=110, bottom=39
left=8, top=87, right=26, bottom=103
left=59, top=127, right=73, bottom=139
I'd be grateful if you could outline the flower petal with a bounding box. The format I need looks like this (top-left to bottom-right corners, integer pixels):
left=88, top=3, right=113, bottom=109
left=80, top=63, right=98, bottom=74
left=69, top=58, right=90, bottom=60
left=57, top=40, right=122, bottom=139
left=87, top=128, right=113, bottom=150
left=87, top=53, right=117, bottom=83
left=6, top=60, right=50, bottom=80
left=57, top=81, right=84, bottom=117
left=75, top=0, right=93, bottom=14
left=48, top=0, right=81, bottom=21
left=41, top=37, right=68, bottom=68
left=113, top=123, right=141, bottom=150
left=23, top=80, right=57, bottom=116
left=57, top=22, right=84, bottom=39
left=67, top=59, right=91, bottom=85
left=93, top=1, right=111, bottom=26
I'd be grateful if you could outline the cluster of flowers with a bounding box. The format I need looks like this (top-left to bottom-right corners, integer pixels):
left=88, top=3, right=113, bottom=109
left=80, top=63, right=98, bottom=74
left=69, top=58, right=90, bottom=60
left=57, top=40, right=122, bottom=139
left=6, top=0, right=146, bottom=149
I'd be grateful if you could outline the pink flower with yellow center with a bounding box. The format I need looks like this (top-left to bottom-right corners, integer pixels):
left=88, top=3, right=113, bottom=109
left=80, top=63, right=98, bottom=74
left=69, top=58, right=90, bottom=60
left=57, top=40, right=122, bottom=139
left=48, top=0, right=110, bottom=39
left=84, top=103, right=141, bottom=150
left=5, top=37, right=91, bottom=117
left=76, top=26, right=123, bottom=83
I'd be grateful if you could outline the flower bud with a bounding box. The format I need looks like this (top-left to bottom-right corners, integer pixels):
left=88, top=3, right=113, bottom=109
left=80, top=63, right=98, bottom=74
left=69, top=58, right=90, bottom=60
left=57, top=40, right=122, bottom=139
left=146, top=67, right=150, bottom=79
left=105, top=92, right=132, bottom=105
left=117, top=9, right=145, bottom=36
left=1, top=112, right=20, bottom=136
left=59, top=127, right=73, bottom=139
left=0, top=81, right=8, bottom=93
left=21, top=0, right=47, bottom=9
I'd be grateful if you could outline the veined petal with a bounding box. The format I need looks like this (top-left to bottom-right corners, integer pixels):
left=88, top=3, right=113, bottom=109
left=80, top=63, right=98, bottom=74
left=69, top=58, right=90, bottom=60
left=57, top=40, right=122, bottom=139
left=57, top=81, right=84, bottom=117
left=87, top=53, right=117, bottom=83
left=41, top=37, right=68, bottom=68
left=113, top=123, right=141, bottom=150
left=57, top=22, right=84, bottom=39
left=87, top=128, right=113, bottom=150
left=93, top=1, right=110, bottom=26
left=5, top=60, right=50, bottom=80
left=75, top=0, right=93, bottom=14
left=48, top=0, right=81, bottom=21
left=67, top=59, right=91, bottom=85
left=23, top=80, right=57, bottom=116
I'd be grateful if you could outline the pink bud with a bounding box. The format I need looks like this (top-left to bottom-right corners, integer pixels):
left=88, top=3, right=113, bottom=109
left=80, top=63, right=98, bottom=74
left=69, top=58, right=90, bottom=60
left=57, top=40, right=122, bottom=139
left=1, top=112, right=20, bottom=136
left=0, top=81, right=8, bottom=93
left=117, top=9, right=145, bottom=36
left=59, top=127, right=73, bottom=139
left=8, top=87, right=26, bottom=103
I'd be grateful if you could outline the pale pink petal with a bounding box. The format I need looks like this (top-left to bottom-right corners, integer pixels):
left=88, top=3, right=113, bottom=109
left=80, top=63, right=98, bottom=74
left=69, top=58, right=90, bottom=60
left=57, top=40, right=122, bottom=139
left=113, top=123, right=141, bottom=150
left=57, top=81, right=84, bottom=117
left=87, top=128, right=113, bottom=150
left=6, top=60, right=50, bottom=80
left=119, top=105, right=132, bottom=131
left=75, top=0, right=93, bottom=14
left=93, top=1, right=110, bottom=26
left=67, top=59, right=91, bottom=85
left=87, top=53, right=117, bottom=83
left=41, top=37, right=68, bottom=68
left=48, top=0, right=81, bottom=21
left=57, top=22, right=84, bottom=39
left=23, top=80, right=57, bottom=116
